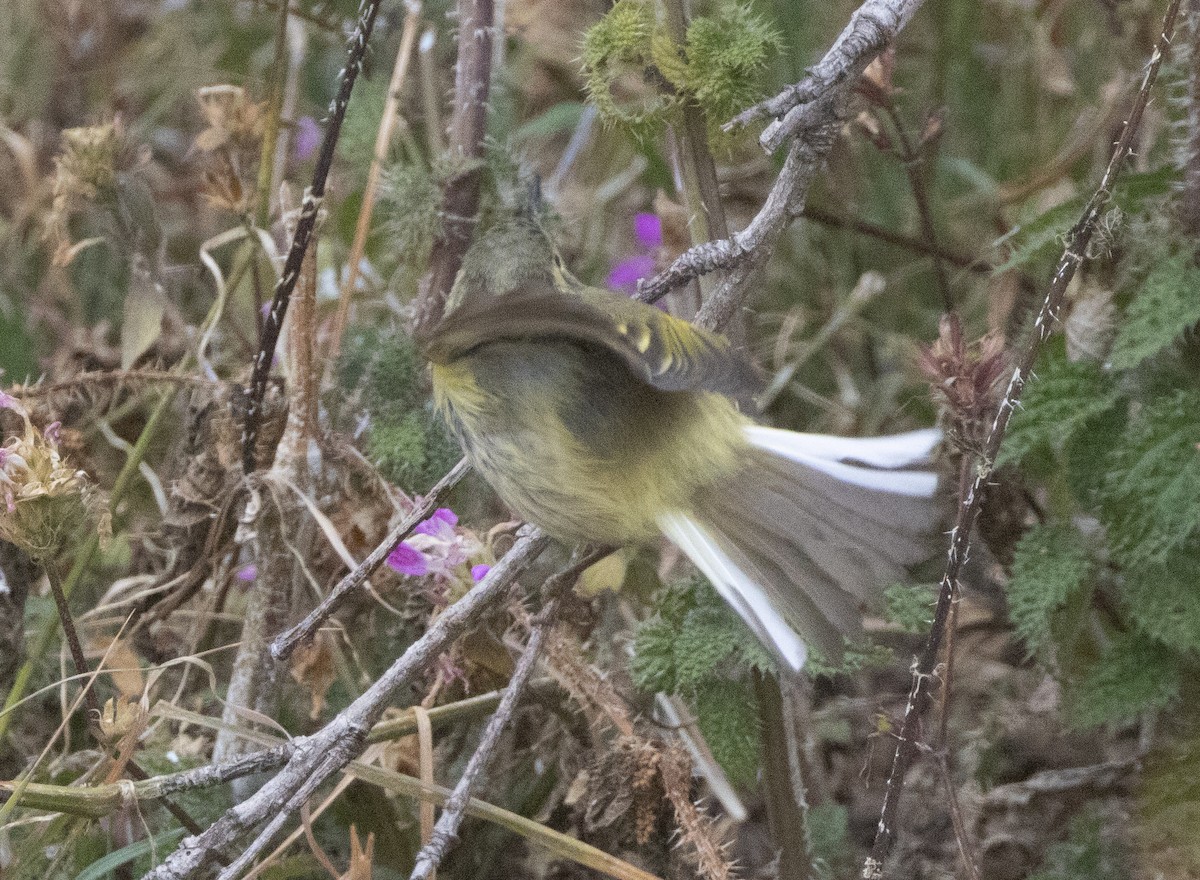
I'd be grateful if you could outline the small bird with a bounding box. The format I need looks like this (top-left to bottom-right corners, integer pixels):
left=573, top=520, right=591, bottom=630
left=419, top=226, right=941, bottom=670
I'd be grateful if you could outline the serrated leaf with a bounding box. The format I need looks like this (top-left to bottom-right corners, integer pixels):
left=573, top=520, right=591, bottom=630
left=1120, top=546, right=1200, bottom=651
left=994, top=168, right=1173, bottom=273
left=1101, top=390, right=1200, bottom=566
left=1068, top=632, right=1179, bottom=729
left=998, top=352, right=1123, bottom=468
left=994, top=197, right=1083, bottom=274
left=690, top=680, right=761, bottom=787
left=1110, top=254, right=1200, bottom=369
left=1007, top=522, right=1094, bottom=653
left=883, top=582, right=937, bottom=633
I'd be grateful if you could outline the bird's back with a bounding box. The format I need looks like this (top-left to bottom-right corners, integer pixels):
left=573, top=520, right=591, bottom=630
left=432, top=336, right=748, bottom=545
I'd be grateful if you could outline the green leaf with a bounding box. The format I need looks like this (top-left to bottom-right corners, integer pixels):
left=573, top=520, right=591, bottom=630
left=1110, top=254, right=1200, bottom=370
left=994, top=197, right=1083, bottom=274
left=882, top=582, right=937, bottom=634
left=1007, top=522, right=1094, bottom=653
left=997, top=351, right=1123, bottom=468
left=75, top=828, right=186, bottom=880
left=994, top=168, right=1173, bottom=274
left=630, top=578, right=773, bottom=694
left=513, top=102, right=585, bottom=142
left=690, top=680, right=762, bottom=787
left=1120, top=546, right=1200, bottom=652
left=1101, top=390, right=1200, bottom=567
left=1068, top=632, right=1179, bottom=729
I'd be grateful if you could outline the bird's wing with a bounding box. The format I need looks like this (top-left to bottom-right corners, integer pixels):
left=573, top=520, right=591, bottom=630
left=421, top=280, right=761, bottom=398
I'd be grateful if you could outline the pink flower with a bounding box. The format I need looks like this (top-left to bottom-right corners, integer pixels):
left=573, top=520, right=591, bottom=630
left=634, top=212, right=663, bottom=248
left=607, top=255, right=656, bottom=291
left=385, top=508, right=483, bottom=584
left=414, top=507, right=458, bottom=537
left=292, top=116, right=321, bottom=164
left=387, top=542, right=429, bottom=577
left=608, top=213, right=663, bottom=292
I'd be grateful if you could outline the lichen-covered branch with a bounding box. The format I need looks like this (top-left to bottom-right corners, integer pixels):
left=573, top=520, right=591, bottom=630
left=727, top=0, right=928, bottom=152
left=140, top=528, right=550, bottom=880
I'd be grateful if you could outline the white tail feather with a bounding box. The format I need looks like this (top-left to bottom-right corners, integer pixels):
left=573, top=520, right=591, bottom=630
left=659, top=512, right=808, bottom=670
left=744, top=426, right=940, bottom=498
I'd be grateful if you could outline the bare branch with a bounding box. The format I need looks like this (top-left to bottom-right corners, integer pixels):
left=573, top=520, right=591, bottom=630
left=726, top=0, right=927, bottom=153
left=140, top=529, right=550, bottom=880
left=863, top=2, right=1182, bottom=875
left=270, top=457, right=471, bottom=661
left=636, top=99, right=841, bottom=313
left=408, top=603, right=555, bottom=880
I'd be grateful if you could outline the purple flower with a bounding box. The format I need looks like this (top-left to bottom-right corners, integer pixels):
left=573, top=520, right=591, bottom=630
left=607, top=255, right=656, bottom=291
left=44, top=421, right=62, bottom=446
left=292, top=116, right=321, bottom=164
left=235, top=564, right=257, bottom=581
left=414, top=507, right=458, bottom=537
left=0, top=391, right=23, bottom=414
left=471, top=564, right=491, bottom=582
left=387, top=542, right=429, bottom=577
left=634, top=212, right=662, bottom=248
left=608, top=212, right=663, bottom=292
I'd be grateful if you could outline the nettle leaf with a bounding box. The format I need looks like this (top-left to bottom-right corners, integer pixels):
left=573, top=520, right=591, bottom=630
left=1101, top=390, right=1200, bottom=567
left=1110, top=254, right=1200, bottom=370
left=883, top=582, right=938, bottom=634
left=691, top=681, right=762, bottom=787
left=631, top=578, right=773, bottom=694
left=994, top=168, right=1173, bottom=273
left=1120, top=547, right=1200, bottom=652
left=1008, top=522, right=1095, bottom=654
left=997, top=351, right=1123, bottom=469
left=1068, top=632, right=1179, bottom=729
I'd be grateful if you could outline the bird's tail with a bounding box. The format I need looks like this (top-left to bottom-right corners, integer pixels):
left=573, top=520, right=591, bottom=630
left=658, top=427, right=942, bottom=670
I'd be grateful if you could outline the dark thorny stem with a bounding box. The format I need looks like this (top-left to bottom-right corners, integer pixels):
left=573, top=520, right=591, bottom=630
left=241, top=0, right=386, bottom=474
left=862, top=2, right=1182, bottom=875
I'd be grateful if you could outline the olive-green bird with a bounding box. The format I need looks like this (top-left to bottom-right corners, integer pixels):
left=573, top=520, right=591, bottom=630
left=419, top=227, right=941, bottom=670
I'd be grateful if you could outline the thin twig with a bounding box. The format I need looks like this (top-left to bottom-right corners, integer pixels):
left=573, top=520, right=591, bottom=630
left=879, top=103, right=952, bottom=312
left=863, top=3, right=1182, bottom=876
left=270, top=457, right=471, bottom=661
left=141, top=528, right=550, bottom=880
left=800, top=206, right=989, bottom=271
left=241, top=0, right=387, bottom=473
left=408, top=601, right=558, bottom=880
left=44, top=562, right=102, bottom=724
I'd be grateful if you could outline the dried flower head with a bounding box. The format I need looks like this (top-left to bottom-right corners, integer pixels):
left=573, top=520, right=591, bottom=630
left=193, top=85, right=266, bottom=214
left=0, top=393, right=109, bottom=559
left=918, top=314, right=1009, bottom=451
left=45, top=119, right=146, bottom=265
